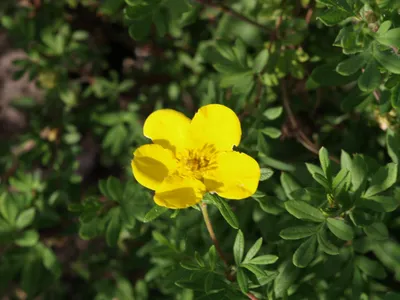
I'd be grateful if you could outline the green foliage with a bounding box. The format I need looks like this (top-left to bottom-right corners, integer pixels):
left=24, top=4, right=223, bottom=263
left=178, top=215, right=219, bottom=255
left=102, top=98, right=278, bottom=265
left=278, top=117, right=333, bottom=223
left=1, top=0, right=400, bottom=299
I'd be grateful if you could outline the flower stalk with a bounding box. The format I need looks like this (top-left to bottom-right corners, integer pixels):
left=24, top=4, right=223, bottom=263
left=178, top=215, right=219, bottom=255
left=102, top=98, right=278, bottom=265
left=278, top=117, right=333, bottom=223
left=200, top=202, right=229, bottom=267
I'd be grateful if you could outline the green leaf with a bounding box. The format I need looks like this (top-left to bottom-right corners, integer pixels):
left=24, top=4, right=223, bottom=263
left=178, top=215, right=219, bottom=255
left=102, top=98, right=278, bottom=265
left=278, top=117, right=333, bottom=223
left=319, top=147, right=330, bottom=178
left=280, top=224, right=321, bottom=240
left=234, top=230, right=245, bottom=265
left=317, top=0, right=352, bottom=12
left=241, top=264, right=277, bottom=285
left=0, top=194, right=18, bottom=225
left=208, top=245, right=217, bottom=270
left=280, top=173, right=301, bottom=199
left=214, top=61, right=246, bottom=74
left=373, top=48, right=400, bottom=74
left=377, top=21, right=392, bottom=35
left=364, top=195, right=399, bottom=212
left=308, top=63, right=359, bottom=88
left=72, top=30, right=89, bottom=41
left=274, top=260, right=300, bottom=298
left=350, top=155, right=367, bottom=192
left=128, top=18, right=152, bottom=41
left=327, top=218, right=354, bottom=241
left=210, top=195, right=239, bottom=229
left=364, top=163, right=397, bottom=198
left=263, top=106, right=283, bottom=120
left=318, top=9, right=352, bottom=26
left=332, top=169, right=350, bottom=193
left=317, top=229, right=339, bottom=255
left=215, top=40, right=236, bottom=61
left=233, top=38, right=247, bottom=67
left=341, top=150, right=352, bottom=170
left=106, top=208, right=122, bottom=247
left=180, top=261, right=201, bottom=271
left=99, top=179, right=113, bottom=200
left=355, top=256, right=387, bottom=279
left=247, top=255, right=278, bottom=265
left=236, top=268, right=248, bottom=293
left=107, top=176, right=123, bottom=202
left=21, top=257, right=41, bottom=295
left=15, top=230, right=39, bottom=247
left=143, top=205, right=168, bottom=223
left=260, top=127, right=281, bottom=139
left=306, top=163, right=324, bottom=177
left=285, top=200, right=325, bottom=222
left=204, top=272, right=214, bottom=294
left=253, top=49, right=269, bottom=73
left=391, top=85, right=400, bottom=110
left=364, top=222, right=389, bottom=241
left=124, top=3, right=154, bottom=20
left=376, top=28, right=400, bottom=48
left=79, top=218, right=101, bottom=240
left=358, top=60, right=381, bottom=92
left=165, top=0, right=191, bottom=19
left=195, top=251, right=205, bottom=267
left=293, top=235, right=317, bottom=268
left=243, top=238, right=263, bottom=262
left=314, top=173, right=331, bottom=190
left=336, top=54, right=367, bottom=75
left=259, top=168, right=274, bottom=181
left=93, top=113, right=121, bottom=126
left=16, top=208, right=35, bottom=229
left=153, top=9, right=168, bottom=37
left=254, top=195, right=285, bottom=215
left=103, top=124, right=128, bottom=155
left=387, top=130, right=400, bottom=164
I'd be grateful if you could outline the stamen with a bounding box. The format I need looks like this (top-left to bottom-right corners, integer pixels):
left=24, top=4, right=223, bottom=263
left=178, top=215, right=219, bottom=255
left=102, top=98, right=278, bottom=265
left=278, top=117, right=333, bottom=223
left=176, top=144, right=218, bottom=179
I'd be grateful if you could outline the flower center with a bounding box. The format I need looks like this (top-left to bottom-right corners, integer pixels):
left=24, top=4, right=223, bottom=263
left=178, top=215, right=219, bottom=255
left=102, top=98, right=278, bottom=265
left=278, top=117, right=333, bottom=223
left=176, top=144, right=218, bottom=179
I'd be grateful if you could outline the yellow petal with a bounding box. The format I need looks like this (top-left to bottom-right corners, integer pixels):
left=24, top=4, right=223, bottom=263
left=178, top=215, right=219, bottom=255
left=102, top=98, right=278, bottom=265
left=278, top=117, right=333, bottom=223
left=204, top=151, right=260, bottom=199
left=132, top=144, right=177, bottom=191
left=154, top=175, right=206, bottom=209
left=143, top=109, right=191, bottom=151
left=189, top=104, right=241, bottom=151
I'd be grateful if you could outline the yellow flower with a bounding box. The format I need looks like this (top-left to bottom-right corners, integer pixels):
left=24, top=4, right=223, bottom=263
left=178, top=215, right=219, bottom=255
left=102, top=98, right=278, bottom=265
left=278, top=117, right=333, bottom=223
left=131, top=104, right=260, bottom=209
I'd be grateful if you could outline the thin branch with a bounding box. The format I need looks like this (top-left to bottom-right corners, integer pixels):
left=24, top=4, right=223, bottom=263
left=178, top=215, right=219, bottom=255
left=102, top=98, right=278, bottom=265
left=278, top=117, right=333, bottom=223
left=280, top=80, right=340, bottom=164
left=200, top=203, right=229, bottom=267
left=194, top=0, right=267, bottom=32
left=373, top=90, right=381, bottom=102
left=247, top=292, right=259, bottom=300
left=304, top=0, right=315, bottom=24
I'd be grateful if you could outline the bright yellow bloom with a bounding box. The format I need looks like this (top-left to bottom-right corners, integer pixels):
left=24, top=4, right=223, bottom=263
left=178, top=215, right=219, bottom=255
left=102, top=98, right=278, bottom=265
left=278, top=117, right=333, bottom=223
left=131, top=104, right=260, bottom=209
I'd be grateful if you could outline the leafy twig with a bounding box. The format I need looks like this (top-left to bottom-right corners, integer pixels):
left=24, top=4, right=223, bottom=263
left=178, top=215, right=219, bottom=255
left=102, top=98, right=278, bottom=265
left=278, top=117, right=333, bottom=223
left=194, top=0, right=267, bottom=32
left=200, top=203, right=259, bottom=299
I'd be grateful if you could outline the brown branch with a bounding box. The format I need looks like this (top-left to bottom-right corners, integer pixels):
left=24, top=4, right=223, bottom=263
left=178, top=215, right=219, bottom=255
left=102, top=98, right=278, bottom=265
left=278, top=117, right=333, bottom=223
left=280, top=80, right=340, bottom=164
left=194, top=0, right=267, bottom=32
left=304, top=0, right=315, bottom=24
left=269, top=1, right=286, bottom=44
left=247, top=292, right=259, bottom=300
left=200, top=203, right=229, bottom=267
left=373, top=90, right=381, bottom=102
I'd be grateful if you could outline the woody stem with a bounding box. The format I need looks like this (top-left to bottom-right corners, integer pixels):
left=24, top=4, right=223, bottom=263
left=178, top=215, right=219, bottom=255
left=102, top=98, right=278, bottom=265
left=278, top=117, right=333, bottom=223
left=200, top=203, right=229, bottom=267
